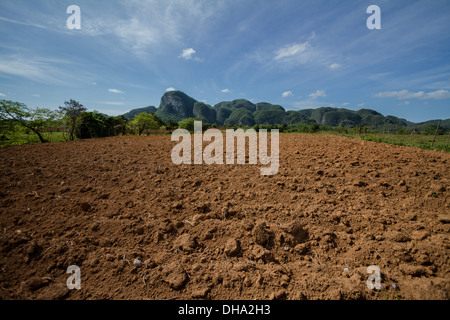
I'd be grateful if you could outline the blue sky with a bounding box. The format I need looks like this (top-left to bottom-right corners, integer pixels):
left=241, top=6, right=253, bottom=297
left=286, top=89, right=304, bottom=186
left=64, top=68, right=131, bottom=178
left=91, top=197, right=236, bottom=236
left=0, top=0, right=449, bottom=122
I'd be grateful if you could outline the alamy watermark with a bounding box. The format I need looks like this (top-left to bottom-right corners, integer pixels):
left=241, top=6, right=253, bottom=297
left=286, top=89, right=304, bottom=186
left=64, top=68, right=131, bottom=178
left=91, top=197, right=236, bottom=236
left=367, top=5, right=381, bottom=30
left=366, top=265, right=382, bottom=290
left=65, top=4, right=380, bottom=31
left=66, top=265, right=81, bottom=290
left=66, top=5, right=81, bottom=30
left=171, top=121, right=279, bottom=176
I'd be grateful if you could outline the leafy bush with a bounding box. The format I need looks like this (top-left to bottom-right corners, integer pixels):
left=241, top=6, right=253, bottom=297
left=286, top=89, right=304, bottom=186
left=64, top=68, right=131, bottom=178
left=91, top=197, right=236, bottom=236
left=128, top=112, right=163, bottom=135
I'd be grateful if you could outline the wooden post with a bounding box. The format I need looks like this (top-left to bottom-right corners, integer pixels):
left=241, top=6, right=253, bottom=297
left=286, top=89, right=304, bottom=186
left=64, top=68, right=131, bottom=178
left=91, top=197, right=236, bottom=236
left=410, top=124, right=417, bottom=142
left=431, top=120, right=441, bottom=147
left=446, top=131, right=450, bottom=149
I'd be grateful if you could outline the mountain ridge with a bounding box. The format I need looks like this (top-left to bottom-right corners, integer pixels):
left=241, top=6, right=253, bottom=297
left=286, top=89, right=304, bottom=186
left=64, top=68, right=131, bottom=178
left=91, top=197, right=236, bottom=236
left=122, top=90, right=450, bottom=129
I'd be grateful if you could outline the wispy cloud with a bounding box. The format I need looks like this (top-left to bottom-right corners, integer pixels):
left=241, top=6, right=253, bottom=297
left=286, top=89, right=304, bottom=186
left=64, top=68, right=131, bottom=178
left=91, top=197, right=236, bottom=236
left=221, top=88, right=230, bottom=93
left=373, top=89, right=450, bottom=100
left=0, top=55, right=88, bottom=86
left=165, top=87, right=176, bottom=92
left=101, top=101, right=125, bottom=106
left=274, top=42, right=310, bottom=61
left=0, top=93, right=5, bottom=97
left=0, top=16, right=47, bottom=29
left=101, top=1, right=219, bottom=56
left=109, top=89, right=124, bottom=94
left=113, top=17, right=160, bottom=54
left=329, top=63, right=341, bottom=70
left=309, top=90, right=326, bottom=99
left=293, top=100, right=328, bottom=110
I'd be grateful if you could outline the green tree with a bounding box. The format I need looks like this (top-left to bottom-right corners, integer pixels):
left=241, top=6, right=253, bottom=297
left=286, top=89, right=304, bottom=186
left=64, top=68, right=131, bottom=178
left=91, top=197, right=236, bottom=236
left=78, top=111, right=110, bottom=139
left=164, top=120, right=179, bottom=130
left=310, top=124, right=320, bottom=133
left=59, top=99, right=86, bottom=141
left=0, top=100, right=59, bottom=143
left=128, top=112, right=162, bottom=135
left=178, top=117, right=196, bottom=133
left=112, top=115, right=128, bottom=136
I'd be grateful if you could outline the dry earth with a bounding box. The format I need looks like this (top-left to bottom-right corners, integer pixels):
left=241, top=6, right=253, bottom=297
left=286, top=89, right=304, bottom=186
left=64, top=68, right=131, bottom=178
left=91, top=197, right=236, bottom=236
left=0, top=134, right=449, bottom=300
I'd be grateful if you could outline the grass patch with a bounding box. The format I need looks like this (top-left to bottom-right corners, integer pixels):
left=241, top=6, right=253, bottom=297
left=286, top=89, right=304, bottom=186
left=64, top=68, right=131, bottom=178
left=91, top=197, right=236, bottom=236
left=335, top=132, right=449, bottom=152
left=0, top=131, right=67, bottom=147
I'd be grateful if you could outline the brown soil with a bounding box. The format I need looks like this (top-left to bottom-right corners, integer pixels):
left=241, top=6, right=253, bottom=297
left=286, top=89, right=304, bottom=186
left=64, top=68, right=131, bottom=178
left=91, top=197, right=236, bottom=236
left=0, top=134, right=449, bottom=300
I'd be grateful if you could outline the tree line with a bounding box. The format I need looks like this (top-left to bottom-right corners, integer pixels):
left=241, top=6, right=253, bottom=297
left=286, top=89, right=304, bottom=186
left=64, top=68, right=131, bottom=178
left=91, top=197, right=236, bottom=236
left=0, top=99, right=176, bottom=143
left=1, top=99, right=448, bottom=146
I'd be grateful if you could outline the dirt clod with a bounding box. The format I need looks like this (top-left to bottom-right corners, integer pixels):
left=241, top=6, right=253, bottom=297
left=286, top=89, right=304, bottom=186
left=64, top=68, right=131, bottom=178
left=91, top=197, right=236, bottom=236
left=224, top=238, right=241, bottom=257
left=253, top=221, right=271, bottom=246
left=173, top=233, right=198, bottom=253
left=163, top=262, right=188, bottom=290
left=80, top=202, right=91, bottom=212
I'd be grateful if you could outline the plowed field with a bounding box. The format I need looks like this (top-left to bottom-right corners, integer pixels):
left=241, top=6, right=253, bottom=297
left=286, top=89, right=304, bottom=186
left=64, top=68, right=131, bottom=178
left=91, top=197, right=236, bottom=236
left=0, top=134, right=449, bottom=300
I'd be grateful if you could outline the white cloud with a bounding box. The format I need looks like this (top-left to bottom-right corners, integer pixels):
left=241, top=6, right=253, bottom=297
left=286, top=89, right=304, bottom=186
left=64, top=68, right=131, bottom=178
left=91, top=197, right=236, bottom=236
left=108, top=89, right=124, bottom=94
left=180, top=48, right=196, bottom=60
left=113, top=17, right=159, bottom=53
left=274, top=41, right=310, bottom=61
left=357, top=103, right=365, bottom=107
left=282, top=91, right=293, bottom=98
left=309, top=90, right=326, bottom=99
left=329, top=63, right=341, bottom=70
left=165, top=87, right=176, bottom=92
left=425, top=90, right=450, bottom=99
left=100, top=1, right=219, bottom=56
left=221, top=89, right=230, bottom=93
left=341, top=102, right=349, bottom=106
left=32, top=94, right=40, bottom=97
left=373, top=89, right=450, bottom=100
left=179, top=48, right=203, bottom=61
left=0, top=93, right=5, bottom=97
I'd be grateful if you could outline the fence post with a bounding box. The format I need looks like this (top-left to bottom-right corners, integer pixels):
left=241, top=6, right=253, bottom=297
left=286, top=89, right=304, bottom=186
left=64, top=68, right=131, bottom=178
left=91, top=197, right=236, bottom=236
left=431, top=120, right=441, bottom=147
left=446, top=131, right=449, bottom=149
left=410, top=124, right=417, bottom=142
